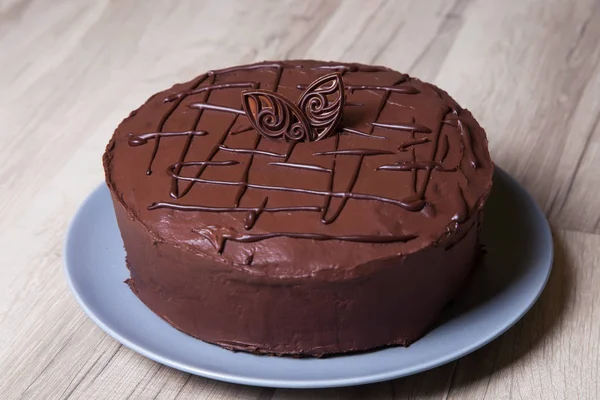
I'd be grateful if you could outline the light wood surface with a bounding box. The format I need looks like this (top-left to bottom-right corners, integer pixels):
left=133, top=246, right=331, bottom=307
left=1, top=0, right=599, bottom=398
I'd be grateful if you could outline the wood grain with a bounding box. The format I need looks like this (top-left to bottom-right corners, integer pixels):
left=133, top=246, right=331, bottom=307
left=0, top=0, right=599, bottom=398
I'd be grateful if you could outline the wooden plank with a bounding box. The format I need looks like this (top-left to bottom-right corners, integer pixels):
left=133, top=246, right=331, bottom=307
left=433, top=0, right=600, bottom=234
left=446, top=229, right=600, bottom=400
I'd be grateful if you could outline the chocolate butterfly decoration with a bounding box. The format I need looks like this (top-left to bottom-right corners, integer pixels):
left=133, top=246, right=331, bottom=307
left=241, top=73, right=345, bottom=142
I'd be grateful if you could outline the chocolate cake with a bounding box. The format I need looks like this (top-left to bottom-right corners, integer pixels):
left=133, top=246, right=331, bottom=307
left=103, top=60, right=494, bottom=356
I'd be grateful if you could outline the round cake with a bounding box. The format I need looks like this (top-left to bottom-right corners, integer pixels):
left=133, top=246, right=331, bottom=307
left=103, top=60, right=494, bottom=356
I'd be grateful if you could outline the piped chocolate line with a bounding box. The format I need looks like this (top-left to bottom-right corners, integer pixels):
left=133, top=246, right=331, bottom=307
left=233, top=65, right=284, bottom=215
left=149, top=202, right=321, bottom=214
left=188, top=103, right=245, bottom=115
left=164, top=82, right=258, bottom=103
left=168, top=73, right=217, bottom=198
left=269, top=162, right=332, bottom=173
left=194, top=230, right=418, bottom=247
left=219, top=145, right=286, bottom=158
left=371, top=122, right=432, bottom=133
left=295, top=84, right=418, bottom=95
left=340, top=127, right=386, bottom=139
left=377, top=162, right=457, bottom=172
left=398, top=137, right=430, bottom=151
left=347, top=84, right=419, bottom=95
left=171, top=160, right=240, bottom=168
left=128, top=131, right=207, bottom=147
left=313, top=149, right=396, bottom=157
left=166, top=167, right=425, bottom=211
left=457, top=118, right=478, bottom=169
left=138, top=74, right=211, bottom=174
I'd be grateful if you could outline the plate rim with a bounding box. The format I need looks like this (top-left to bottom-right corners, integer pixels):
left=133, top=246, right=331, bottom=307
left=64, top=167, right=553, bottom=388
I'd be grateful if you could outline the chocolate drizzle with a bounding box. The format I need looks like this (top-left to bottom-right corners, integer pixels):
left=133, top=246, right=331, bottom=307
left=127, top=131, right=208, bottom=175
left=314, top=149, right=396, bottom=157
left=193, top=226, right=417, bottom=254
left=189, top=103, right=246, bottom=115
left=164, top=82, right=257, bottom=103
left=457, top=118, right=478, bottom=169
left=269, top=162, right=332, bottom=173
left=124, top=61, right=486, bottom=251
left=347, top=84, right=419, bottom=95
left=148, top=202, right=321, bottom=215
left=218, top=145, right=286, bottom=158
left=444, top=111, right=479, bottom=169
left=170, top=160, right=240, bottom=168
left=377, top=161, right=457, bottom=172
left=128, top=131, right=207, bottom=147
left=165, top=166, right=426, bottom=210
left=398, top=137, right=430, bottom=151
left=341, top=127, right=386, bottom=139
left=371, top=122, right=432, bottom=133
left=224, top=231, right=417, bottom=246
left=296, top=83, right=419, bottom=95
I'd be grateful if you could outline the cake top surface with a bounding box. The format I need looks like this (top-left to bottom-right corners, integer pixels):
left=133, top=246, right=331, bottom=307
left=104, top=60, right=493, bottom=277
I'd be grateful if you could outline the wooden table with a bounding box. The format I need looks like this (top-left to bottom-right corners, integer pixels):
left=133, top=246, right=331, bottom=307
left=1, top=0, right=599, bottom=398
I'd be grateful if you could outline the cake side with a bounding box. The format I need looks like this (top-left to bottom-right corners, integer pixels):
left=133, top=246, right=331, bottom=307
left=111, top=190, right=483, bottom=356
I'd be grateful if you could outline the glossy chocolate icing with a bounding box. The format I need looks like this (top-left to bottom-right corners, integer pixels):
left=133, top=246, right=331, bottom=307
left=103, top=60, right=494, bottom=356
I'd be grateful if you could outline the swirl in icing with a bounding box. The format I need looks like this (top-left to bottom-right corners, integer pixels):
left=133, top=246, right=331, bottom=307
left=241, top=90, right=312, bottom=142
left=242, top=72, right=345, bottom=142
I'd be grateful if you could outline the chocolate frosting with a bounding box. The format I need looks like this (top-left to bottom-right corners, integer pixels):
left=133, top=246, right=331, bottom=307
left=103, top=60, right=494, bottom=356
left=105, top=60, right=492, bottom=277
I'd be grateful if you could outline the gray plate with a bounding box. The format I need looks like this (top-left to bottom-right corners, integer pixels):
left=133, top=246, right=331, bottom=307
left=64, top=168, right=553, bottom=388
